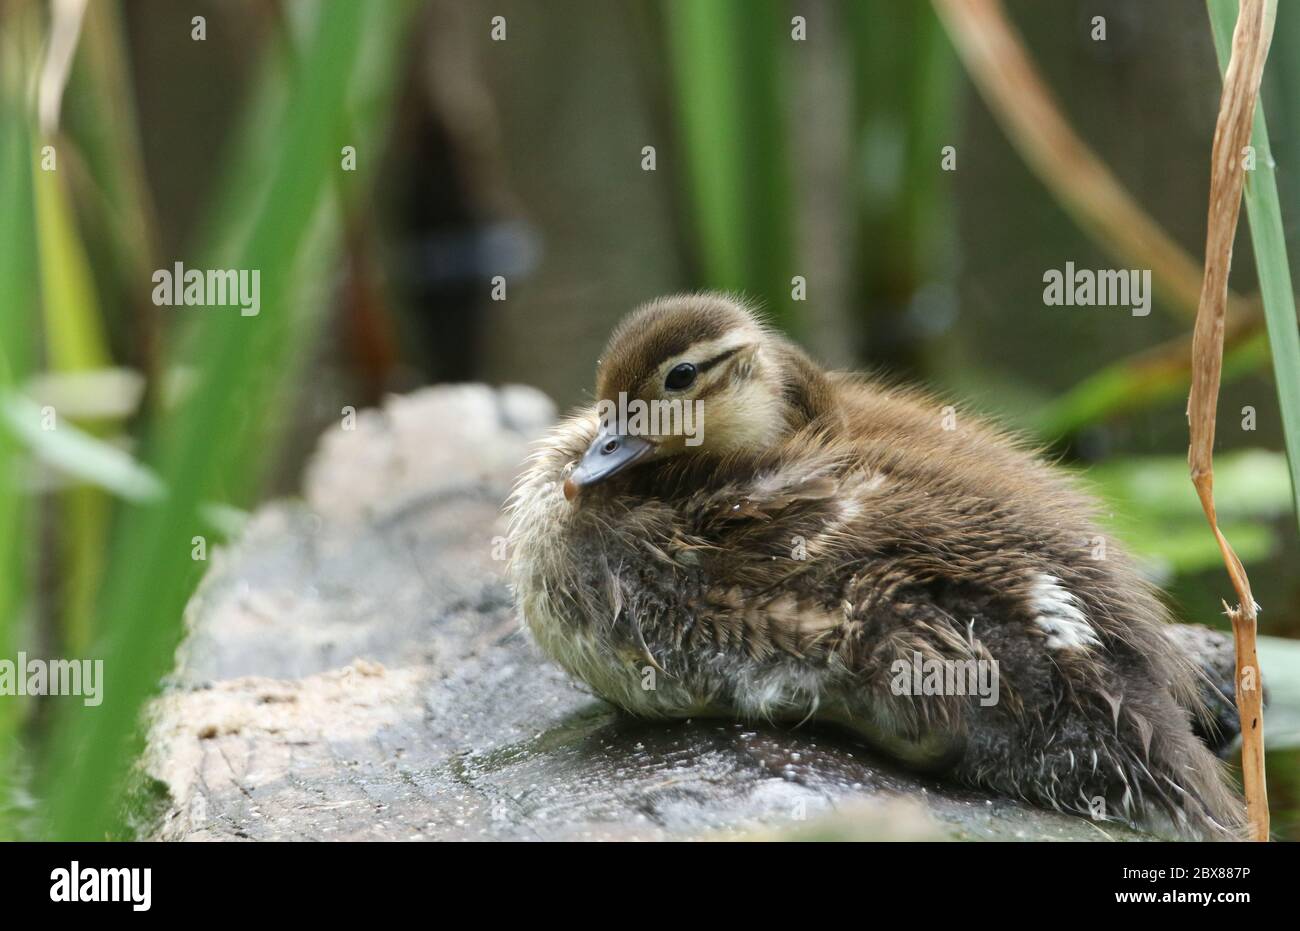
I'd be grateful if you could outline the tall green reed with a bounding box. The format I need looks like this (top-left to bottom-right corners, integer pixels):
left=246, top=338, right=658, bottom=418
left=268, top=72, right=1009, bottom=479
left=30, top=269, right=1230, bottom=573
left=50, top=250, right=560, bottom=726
left=0, top=24, right=39, bottom=841
left=663, top=0, right=797, bottom=331
left=32, top=1, right=401, bottom=840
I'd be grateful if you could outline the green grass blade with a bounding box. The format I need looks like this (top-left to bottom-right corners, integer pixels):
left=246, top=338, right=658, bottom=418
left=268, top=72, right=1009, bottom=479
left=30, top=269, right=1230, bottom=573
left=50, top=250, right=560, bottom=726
left=1033, top=332, right=1268, bottom=439
left=32, top=144, right=114, bottom=653
left=0, top=44, right=39, bottom=842
left=664, top=0, right=796, bottom=331
left=0, top=396, right=163, bottom=502
left=39, top=1, right=370, bottom=840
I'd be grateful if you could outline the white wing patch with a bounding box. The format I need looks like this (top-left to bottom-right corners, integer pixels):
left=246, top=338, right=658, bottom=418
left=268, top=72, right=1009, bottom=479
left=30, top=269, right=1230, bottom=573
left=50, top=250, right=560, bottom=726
left=1031, top=573, right=1099, bottom=650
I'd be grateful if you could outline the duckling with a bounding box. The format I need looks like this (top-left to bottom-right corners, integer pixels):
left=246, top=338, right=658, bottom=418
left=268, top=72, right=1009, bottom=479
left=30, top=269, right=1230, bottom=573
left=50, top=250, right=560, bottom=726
left=507, top=293, right=1243, bottom=839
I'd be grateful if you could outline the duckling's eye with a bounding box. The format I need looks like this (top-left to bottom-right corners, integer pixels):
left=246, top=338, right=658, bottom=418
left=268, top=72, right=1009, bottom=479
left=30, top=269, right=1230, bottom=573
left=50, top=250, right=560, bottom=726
left=665, top=362, right=697, bottom=391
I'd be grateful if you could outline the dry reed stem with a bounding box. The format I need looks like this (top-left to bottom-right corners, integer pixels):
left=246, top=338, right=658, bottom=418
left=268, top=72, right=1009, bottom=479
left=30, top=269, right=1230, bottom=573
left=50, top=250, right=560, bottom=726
left=1189, top=0, right=1275, bottom=842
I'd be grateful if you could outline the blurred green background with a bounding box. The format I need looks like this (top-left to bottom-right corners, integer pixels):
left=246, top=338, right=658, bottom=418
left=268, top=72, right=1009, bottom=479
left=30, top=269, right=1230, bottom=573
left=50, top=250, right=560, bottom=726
left=0, top=0, right=1297, bottom=839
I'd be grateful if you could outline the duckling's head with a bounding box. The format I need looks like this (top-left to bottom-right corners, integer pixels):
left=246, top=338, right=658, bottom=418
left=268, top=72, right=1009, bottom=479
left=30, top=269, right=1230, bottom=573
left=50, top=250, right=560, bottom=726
left=565, top=293, right=818, bottom=499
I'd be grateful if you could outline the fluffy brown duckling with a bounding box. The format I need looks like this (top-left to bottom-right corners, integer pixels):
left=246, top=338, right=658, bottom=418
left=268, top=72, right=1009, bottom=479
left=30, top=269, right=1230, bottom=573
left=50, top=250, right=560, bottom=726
left=507, top=293, right=1243, bottom=838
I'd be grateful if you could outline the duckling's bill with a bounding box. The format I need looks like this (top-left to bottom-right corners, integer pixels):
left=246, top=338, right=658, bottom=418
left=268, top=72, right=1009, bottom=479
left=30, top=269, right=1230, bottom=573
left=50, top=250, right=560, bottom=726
left=563, top=429, right=656, bottom=500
